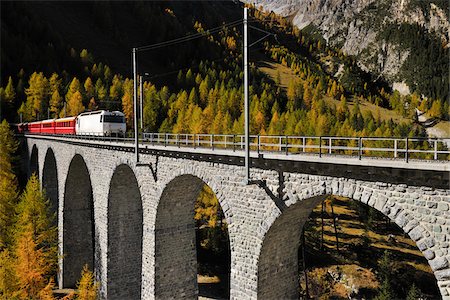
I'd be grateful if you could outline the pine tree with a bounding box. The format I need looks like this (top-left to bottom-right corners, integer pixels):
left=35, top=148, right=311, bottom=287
left=39, top=279, right=56, bottom=300
left=25, top=72, right=50, bottom=120
left=15, top=226, right=51, bottom=299
left=12, top=174, right=57, bottom=298
left=15, top=175, right=57, bottom=258
left=194, top=185, right=220, bottom=228
left=287, top=79, right=298, bottom=112
left=4, top=76, right=16, bottom=105
left=0, top=248, right=18, bottom=297
left=406, top=283, right=421, bottom=300
left=80, top=49, right=93, bottom=65
left=374, top=277, right=393, bottom=300
left=49, top=73, right=62, bottom=96
left=84, top=77, right=95, bottom=101
left=67, top=91, right=85, bottom=116
left=65, top=77, right=83, bottom=104
left=429, top=100, right=442, bottom=118
left=104, top=65, right=112, bottom=84
left=121, top=79, right=134, bottom=128
left=0, top=120, right=19, bottom=249
left=95, top=78, right=108, bottom=105
left=76, top=265, right=98, bottom=300
left=199, top=76, right=210, bottom=104
left=109, top=75, right=122, bottom=101
left=49, top=89, right=63, bottom=118
left=0, top=121, right=19, bottom=298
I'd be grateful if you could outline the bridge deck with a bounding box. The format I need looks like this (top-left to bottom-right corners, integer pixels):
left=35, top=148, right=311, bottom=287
left=23, top=134, right=449, bottom=173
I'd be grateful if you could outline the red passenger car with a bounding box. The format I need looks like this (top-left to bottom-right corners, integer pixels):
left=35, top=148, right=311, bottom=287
left=54, top=117, right=76, bottom=134
left=18, top=116, right=77, bottom=135
left=27, top=120, right=43, bottom=134
left=40, top=119, right=55, bottom=134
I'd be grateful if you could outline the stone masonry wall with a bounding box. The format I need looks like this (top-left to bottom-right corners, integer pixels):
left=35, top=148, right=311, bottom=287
left=25, top=136, right=450, bottom=299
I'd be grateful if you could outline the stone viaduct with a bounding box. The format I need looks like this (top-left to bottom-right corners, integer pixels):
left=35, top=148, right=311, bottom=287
left=23, top=134, right=450, bottom=299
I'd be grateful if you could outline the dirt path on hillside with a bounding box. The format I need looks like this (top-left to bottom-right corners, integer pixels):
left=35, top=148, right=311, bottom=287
left=417, top=109, right=450, bottom=148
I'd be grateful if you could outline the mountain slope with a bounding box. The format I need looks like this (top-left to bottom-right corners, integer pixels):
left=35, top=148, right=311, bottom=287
left=244, top=0, right=449, bottom=101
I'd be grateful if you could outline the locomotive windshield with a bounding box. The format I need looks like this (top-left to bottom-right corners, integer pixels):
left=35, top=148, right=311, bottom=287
left=102, top=115, right=125, bottom=123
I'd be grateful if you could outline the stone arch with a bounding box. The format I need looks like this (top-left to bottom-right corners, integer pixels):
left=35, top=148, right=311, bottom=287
left=42, top=148, right=58, bottom=225
left=257, top=178, right=443, bottom=299
left=107, top=164, right=142, bottom=300
left=29, top=144, right=39, bottom=177
left=154, top=174, right=231, bottom=299
left=63, top=154, right=94, bottom=288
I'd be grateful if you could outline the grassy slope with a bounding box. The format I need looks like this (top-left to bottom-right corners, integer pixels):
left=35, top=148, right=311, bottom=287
left=255, top=56, right=411, bottom=124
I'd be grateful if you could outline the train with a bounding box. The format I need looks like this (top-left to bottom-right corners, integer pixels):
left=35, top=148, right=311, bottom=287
left=17, top=110, right=126, bottom=136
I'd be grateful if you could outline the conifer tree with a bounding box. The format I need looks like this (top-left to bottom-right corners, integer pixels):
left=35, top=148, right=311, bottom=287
left=65, top=77, right=83, bottom=104
left=374, top=278, right=393, bottom=300
left=0, top=120, right=19, bottom=249
left=0, top=121, right=19, bottom=297
left=15, top=225, right=51, bottom=299
left=84, top=77, right=95, bottom=101
left=104, top=65, right=112, bottom=84
left=4, top=76, right=16, bottom=105
left=406, top=283, right=420, bottom=300
left=109, top=75, right=122, bottom=101
left=194, top=185, right=220, bottom=227
left=14, top=174, right=57, bottom=298
left=67, top=91, right=85, bottom=116
left=121, top=79, right=134, bottom=128
left=0, top=248, right=18, bottom=297
left=49, top=73, right=62, bottom=96
left=286, top=79, right=299, bottom=112
left=25, top=72, right=50, bottom=120
left=49, top=89, right=63, bottom=118
left=199, top=76, right=210, bottom=104
left=76, top=265, right=98, bottom=300
left=429, top=100, right=442, bottom=118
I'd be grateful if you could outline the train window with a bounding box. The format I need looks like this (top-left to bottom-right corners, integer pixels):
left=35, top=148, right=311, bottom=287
left=100, top=116, right=103, bottom=123
left=103, top=115, right=125, bottom=123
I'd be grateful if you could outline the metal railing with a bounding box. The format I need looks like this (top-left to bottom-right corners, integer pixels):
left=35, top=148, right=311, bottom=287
left=142, top=133, right=450, bottom=161
left=24, top=132, right=450, bottom=161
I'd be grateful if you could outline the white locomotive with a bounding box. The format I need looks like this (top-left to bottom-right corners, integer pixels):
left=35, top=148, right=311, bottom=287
left=76, top=110, right=126, bottom=136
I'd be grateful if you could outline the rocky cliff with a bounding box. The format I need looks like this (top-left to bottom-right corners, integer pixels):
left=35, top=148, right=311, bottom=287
left=245, top=0, right=449, bottom=93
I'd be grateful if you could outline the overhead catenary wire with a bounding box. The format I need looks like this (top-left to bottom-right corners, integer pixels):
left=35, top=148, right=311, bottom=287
left=135, top=19, right=243, bottom=52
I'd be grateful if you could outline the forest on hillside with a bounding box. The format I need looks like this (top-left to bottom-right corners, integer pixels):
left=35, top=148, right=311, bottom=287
left=1, top=1, right=448, bottom=143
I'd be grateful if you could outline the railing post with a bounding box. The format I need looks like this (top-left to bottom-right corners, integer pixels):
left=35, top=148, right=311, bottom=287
left=257, top=135, right=260, bottom=155
left=328, top=137, right=332, bottom=154
left=279, top=136, right=282, bottom=152
left=164, top=133, right=167, bottom=147
left=193, top=134, right=196, bottom=149
left=176, top=134, right=180, bottom=148
left=319, top=136, right=322, bottom=158
left=285, top=135, right=288, bottom=155
left=303, top=137, right=306, bottom=152
left=358, top=137, right=362, bottom=160
left=394, top=139, right=397, bottom=158
left=405, top=137, right=409, bottom=163
left=233, top=134, right=236, bottom=152
left=225, top=135, right=227, bottom=149
left=211, top=134, right=214, bottom=150
left=434, top=139, right=438, bottom=160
